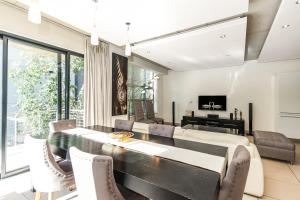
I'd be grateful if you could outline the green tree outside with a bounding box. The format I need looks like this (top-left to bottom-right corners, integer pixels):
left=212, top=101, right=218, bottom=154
left=8, top=52, right=83, bottom=138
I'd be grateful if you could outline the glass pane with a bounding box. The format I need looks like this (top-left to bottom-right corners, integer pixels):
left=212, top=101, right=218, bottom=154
left=69, top=55, right=84, bottom=127
left=127, top=64, right=157, bottom=117
left=6, top=40, right=61, bottom=172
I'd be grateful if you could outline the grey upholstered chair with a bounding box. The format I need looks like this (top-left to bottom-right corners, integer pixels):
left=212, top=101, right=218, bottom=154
left=25, top=135, right=74, bottom=200
left=70, top=147, right=146, bottom=200
left=114, top=119, right=134, bottom=131
left=49, top=119, right=76, bottom=138
left=48, top=119, right=76, bottom=158
left=133, top=100, right=155, bottom=124
left=145, top=100, right=164, bottom=124
left=148, top=124, right=175, bottom=138
left=218, top=145, right=250, bottom=200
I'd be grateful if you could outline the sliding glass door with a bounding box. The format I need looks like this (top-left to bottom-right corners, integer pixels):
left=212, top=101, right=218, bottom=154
left=4, top=39, right=65, bottom=173
left=0, top=34, right=83, bottom=178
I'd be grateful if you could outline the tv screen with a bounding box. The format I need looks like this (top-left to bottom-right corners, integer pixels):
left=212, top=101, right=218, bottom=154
left=198, top=95, right=227, bottom=111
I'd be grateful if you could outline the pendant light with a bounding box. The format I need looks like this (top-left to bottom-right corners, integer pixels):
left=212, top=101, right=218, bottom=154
left=125, top=22, right=132, bottom=57
left=28, top=0, right=41, bottom=24
left=91, top=0, right=99, bottom=45
left=91, top=23, right=99, bottom=45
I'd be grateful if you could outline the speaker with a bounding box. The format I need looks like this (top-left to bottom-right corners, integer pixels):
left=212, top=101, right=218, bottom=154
left=249, top=103, right=253, bottom=135
left=172, top=101, right=175, bottom=126
left=191, top=111, right=194, bottom=117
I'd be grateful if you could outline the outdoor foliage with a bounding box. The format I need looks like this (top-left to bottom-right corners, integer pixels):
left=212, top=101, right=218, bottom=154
left=8, top=51, right=84, bottom=138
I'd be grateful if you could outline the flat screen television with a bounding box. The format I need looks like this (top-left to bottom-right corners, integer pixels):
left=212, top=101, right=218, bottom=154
left=198, top=95, right=227, bottom=111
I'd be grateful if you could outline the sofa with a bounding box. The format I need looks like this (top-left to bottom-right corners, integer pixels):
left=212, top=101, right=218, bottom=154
left=132, top=122, right=264, bottom=197
left=254, top=130, right=296, bottom=164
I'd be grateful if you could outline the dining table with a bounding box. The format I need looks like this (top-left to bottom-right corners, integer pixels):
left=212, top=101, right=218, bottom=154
left=49, top=125, right=228, bottom=200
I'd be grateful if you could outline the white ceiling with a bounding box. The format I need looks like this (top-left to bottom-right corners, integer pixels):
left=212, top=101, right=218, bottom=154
left=259, top=0, right=300, bottom=62
left=133, top=18, right=247, bottom=71
left=14, top=0, right=249, bottom=46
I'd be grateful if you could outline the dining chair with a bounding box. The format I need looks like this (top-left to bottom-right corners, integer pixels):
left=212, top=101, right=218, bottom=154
left=148, top=124, right=175, bottom=138
left=48, top=119, right=76, bottom=158
left=49, top=119, right=77, bottom=138
left=114, top=119, right=134, bottom=131
left=69, top=147, right=147, bottom=200
left=145, top=100, right=164, bottom=124
left=133, top=100, right=155, bottom=124
left=218, top=145, right=250, bottom=200
left=24, top=135, right=75, bottom=200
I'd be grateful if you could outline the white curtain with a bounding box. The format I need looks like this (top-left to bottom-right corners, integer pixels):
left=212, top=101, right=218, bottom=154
left=84, top=38, right=111, bottom=126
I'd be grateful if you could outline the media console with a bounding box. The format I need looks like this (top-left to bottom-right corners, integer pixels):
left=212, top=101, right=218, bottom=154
left=181, top=115, right=245, bottom=135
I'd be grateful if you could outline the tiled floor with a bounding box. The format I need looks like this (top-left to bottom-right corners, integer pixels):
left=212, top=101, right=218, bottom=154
left=1, top=144, right=299, bottom=200
left=244, top=143, right=300, bottom=200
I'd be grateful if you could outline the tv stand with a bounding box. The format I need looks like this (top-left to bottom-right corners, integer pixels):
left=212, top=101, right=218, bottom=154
left=181, top=115, right=245, bottom=135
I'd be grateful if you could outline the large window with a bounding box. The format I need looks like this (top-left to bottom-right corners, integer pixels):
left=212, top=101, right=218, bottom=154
left=0, top=34, right=83, bottom=178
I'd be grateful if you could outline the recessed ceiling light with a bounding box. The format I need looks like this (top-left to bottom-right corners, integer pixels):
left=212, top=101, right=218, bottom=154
left=282, top=24, right=291, bottom=29
left=219, top=34, right=226, bottom=39
left=296, top=0, right=300, bottom=4
left=225, top=54, right=231, bottom=57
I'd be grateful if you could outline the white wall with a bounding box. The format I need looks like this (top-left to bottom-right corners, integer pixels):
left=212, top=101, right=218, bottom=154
left=0, top=2, right=85, bottom=53
left=162, top=59, right=300, bottom=132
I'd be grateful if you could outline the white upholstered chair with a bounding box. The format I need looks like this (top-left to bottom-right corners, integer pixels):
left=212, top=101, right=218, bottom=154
left=25, top=135, right=74, bottom=200
left=69, top=147, right=125, bottom=200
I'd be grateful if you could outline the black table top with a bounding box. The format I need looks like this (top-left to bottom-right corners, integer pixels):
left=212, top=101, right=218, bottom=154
left=49, top=125, right=228, bottom=200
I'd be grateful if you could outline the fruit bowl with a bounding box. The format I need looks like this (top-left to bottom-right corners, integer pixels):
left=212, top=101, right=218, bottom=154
left=109, top=132, right=134, bottom=142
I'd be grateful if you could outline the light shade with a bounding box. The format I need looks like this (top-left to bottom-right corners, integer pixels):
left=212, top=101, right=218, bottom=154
left=28, top=0, right=41, bottom=24
left=91, top=25, right=99, bottom=45
left=125, top=42, right=131, bottom=56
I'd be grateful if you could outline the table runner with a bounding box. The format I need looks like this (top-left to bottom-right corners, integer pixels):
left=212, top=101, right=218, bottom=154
left=63, top=128, right=227, bottom=179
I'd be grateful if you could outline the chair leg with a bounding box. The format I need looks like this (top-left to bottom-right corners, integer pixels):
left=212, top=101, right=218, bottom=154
left=34, top=192, right=41, bottom=200
left=48, top=192, right=55, bottom=200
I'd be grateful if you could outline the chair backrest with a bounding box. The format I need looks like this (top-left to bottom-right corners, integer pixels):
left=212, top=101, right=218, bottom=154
left=48, top=119, right=76, bottom=157
left=24, top=135, right=66, bottom=192
left=133, top=100, right=145, bottom=122
left=218, top=145, right=250, bottom=200
left=149, top=124, right=175, bottom=138
left=49, top=119, right=76, bottom=137
left=114, top=119, right=134, bottom=131
left=145, top=100, right=155, bottom=119
left=69, top=147, right=124, bottom=200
